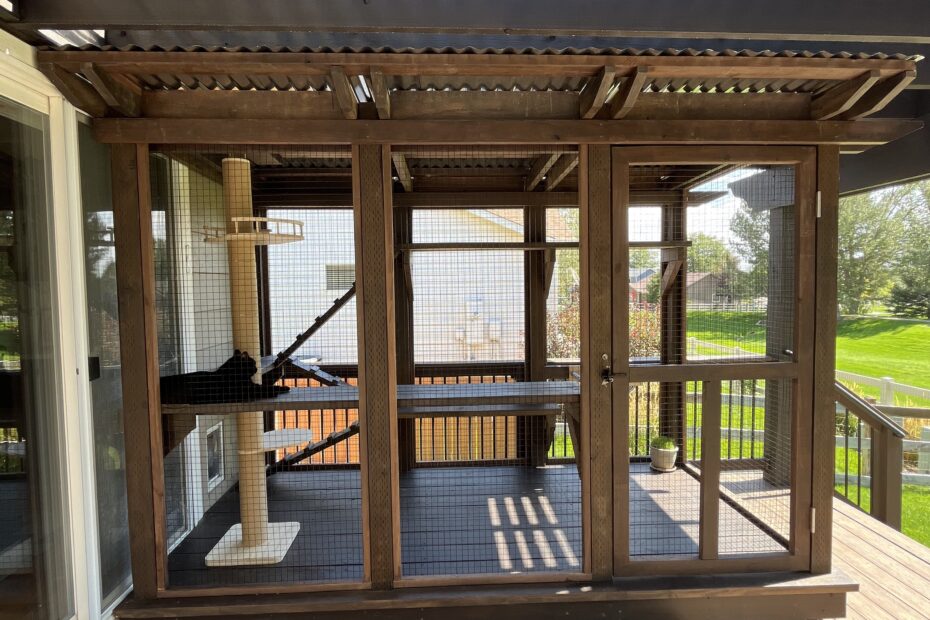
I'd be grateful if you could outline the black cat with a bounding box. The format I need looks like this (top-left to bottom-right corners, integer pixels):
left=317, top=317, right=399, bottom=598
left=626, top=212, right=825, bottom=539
left=160, top=350, right=290, bottom=405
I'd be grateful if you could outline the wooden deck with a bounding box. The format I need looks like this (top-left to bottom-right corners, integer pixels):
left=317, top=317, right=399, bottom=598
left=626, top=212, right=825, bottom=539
left=830, top=498, right=930, bottom=620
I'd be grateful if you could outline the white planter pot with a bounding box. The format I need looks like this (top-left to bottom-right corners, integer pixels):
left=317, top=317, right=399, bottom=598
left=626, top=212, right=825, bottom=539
left=650, top=446, right=679, bottom=472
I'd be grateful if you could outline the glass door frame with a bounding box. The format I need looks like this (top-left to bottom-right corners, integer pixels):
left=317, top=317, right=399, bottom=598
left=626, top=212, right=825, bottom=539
left=0, top=31, right=130, bottom=618
left=610, top=146, right=817, bottom=577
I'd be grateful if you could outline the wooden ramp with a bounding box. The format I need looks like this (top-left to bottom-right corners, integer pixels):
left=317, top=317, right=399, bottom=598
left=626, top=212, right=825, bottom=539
left=831, top=498, right=930, bottom=620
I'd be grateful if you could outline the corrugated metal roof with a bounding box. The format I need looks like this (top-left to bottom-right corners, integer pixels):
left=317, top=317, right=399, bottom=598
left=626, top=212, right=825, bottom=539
left=40, top=43, right=921, bottom=60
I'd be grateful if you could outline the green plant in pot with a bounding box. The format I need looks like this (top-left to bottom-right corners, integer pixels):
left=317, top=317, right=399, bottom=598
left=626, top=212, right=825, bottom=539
left=650, top=435, right=678, bottom=472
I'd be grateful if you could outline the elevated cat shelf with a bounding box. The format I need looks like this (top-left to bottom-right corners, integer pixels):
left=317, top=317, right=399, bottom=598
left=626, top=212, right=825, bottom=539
left=199, top=216, right=303, bottom=245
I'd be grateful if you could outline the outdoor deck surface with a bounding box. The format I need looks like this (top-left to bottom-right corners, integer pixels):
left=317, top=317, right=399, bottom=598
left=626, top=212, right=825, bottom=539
left=166, top=463, right=787, bottom=587
left=829, top=498, right=930, bottom=620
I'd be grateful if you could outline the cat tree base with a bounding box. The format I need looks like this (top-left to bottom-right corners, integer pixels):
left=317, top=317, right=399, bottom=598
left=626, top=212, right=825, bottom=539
left=205, top=522, right=300, bottom=567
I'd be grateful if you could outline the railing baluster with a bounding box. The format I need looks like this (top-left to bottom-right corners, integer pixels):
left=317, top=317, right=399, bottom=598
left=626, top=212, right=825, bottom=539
left=750, top=379, right=757, bottom=459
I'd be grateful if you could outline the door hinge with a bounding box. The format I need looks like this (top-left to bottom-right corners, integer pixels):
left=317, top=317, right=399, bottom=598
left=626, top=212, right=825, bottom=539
left=810, top=507, right=817, bottom=534
left=816, top=190, right=822, bottom=218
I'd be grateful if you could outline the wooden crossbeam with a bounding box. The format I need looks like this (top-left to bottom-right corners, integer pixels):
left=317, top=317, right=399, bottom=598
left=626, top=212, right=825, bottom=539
left=811, top=70, right=881, bottom=120
left=525, top=153, right=561, bottom=190
left=579, top=65, right=617, bottom=119
left=608, top=66, right=650, bottom=119
left=660, top=260, right=683, bottom=298
left=39, top=62, right=108, bottom=117
left=545, top=154, right=580, bottom=191
left=329, top=67, right=358, bottom=120
left=839, top=70, right=916, bottom=120
left=369, top=69, right=391, bottom=119
left=391, top=152, right=413, bottom=192
left=81, top=62, right=141, bottom=116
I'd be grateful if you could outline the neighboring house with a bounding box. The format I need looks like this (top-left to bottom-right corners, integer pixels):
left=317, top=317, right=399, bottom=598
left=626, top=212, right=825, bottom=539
left=627, top=270, right=726, bottom=306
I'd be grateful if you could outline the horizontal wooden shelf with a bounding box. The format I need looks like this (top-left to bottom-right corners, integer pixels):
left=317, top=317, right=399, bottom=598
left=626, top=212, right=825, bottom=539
left=161, top=380, right=581, bottom=416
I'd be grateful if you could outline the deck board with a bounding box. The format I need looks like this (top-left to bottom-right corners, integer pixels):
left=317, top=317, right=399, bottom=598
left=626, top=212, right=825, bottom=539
left=830, top=498, right=930, bottom=620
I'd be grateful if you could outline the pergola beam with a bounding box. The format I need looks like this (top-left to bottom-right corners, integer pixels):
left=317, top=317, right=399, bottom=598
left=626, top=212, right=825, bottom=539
left=81, top=62, right=142, bottom=117
left=525, top=153, right=561, bottom=190
left=369, top=69, right=391, bottom=119
left=840, top=70, right=917, bottom=120
left=579, top=65, right=616, bottom=119
left=545, top=154, right=579, bottom=191
left=391, top=153, right=413, bottom=192
left=811, top=70, right=881, bottom=120
left=329, top=67, right=358, bottom=120
left=607, top=67, right=649, bottom=119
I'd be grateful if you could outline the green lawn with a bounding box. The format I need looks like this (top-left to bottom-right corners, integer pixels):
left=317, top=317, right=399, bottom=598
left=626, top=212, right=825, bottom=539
left=836, top=317, right=930, bottom=393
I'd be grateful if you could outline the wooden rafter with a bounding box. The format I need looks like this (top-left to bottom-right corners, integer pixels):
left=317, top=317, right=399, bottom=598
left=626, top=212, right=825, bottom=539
left=329, top=67, right=358, bottom=120
left=810, top=70, right=881, bottom=120
left=38, top=62, right=108, bottom=117
left=545, top=154, right=579, bottom=191
left=607, top=66, right=650, bottom=119
left=839, top=70, right=916, bottom=120
left=391, top=152, right=413, bottom=192
left=525, top=153, right=561, bottom=190
left=369, top=69, right=391, bottom=120
left=579, top=65, right=616, bottom=119
left=81, top=62, right=141, bottom=117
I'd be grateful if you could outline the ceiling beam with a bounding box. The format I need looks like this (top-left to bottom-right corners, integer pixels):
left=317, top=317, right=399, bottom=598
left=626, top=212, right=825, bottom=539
left=369, top=70, right=391, bottom=119
left=840, top=71, right=917, bottom=120
left=92, top=118, right=923, bottom=147
left=15, top=1, right=930, bottom=44
left=38, top=62, right=108, bottom=117
left=525, top=154, right=561, bottom=190
left=391, top=153, right=413, bottom=192
left=579, top=65, right=616, bottom=119
left=545, top=154, right=579, bottom=191
left=80, top=63, right=142, bottom=117
left=811, top=70, right=882, bottom=120
left=328, top=67, right=358, bottom=120
left=607, top=66, right=650, bottom=119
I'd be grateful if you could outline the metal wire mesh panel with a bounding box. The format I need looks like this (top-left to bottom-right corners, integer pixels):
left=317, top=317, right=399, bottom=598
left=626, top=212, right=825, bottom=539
left=625, top=159, right=799, bottom=563
left=151, top=145, right=362, bottom=588
left=717, top=378, right=793, bottom=556
left=392, top=145, right=583, bottom=577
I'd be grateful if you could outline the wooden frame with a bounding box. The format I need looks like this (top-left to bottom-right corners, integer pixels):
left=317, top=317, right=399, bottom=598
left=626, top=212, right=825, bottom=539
left=610, top=145, right=817, bottom=577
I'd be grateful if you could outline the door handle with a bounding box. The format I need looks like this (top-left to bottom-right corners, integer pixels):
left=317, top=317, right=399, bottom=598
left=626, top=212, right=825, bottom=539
left=601, top=368, right=627, bottom=386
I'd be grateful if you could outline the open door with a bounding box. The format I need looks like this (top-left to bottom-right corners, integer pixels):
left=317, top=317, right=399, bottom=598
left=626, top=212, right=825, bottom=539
left=610, top=147, right=816, bottom=576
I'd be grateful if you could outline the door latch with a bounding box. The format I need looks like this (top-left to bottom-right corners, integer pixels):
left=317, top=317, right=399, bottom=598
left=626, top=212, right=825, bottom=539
left=601, top=368, right=627, bottom=386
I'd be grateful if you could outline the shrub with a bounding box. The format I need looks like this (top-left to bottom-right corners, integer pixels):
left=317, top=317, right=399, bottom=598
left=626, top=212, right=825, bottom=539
left=652, top=435, right=676, bottom=450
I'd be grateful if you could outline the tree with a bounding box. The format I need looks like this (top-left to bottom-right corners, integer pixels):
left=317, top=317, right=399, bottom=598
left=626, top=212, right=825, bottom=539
left=837, top=187, right=907, bottom=315
left=730, top=202, right=770, bottom=297
left=888, top=181, right=930, bottom=319
left=688, top=233, right=738, bottom=274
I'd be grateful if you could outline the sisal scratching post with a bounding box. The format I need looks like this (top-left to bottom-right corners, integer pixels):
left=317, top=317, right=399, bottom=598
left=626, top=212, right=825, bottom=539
left=205, top=157, right=299, bottom=567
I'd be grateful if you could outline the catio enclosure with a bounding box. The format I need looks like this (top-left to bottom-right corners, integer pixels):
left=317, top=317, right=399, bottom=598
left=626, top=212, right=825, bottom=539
left=144, top=142, right=809, bottom=588
left=34, top=43, right=920, bottom=617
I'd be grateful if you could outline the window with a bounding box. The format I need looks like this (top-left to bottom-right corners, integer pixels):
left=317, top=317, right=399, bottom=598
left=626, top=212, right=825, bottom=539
left=325, top=263, right=355, bottom=290
left=206, top=422, right=224, bottom=489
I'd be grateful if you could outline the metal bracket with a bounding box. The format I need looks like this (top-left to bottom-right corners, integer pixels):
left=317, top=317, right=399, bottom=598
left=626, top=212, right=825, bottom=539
left=601, top=368, right=627, bottom=386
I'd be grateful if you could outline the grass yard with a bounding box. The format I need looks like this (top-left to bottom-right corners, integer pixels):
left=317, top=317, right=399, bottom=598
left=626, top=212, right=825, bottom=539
left=835, top=317, right=930, bottom=393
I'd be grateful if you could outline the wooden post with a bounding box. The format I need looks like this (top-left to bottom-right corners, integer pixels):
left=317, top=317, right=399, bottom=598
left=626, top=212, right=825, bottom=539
left=659, top=198, right=686, bottom=457
left=111, top=143, right=165, bottom=597
left=870, top=427, right=903, bottom=530
left=523, top=203, right=550, bottom=465
left=583, top=145, right=613, bottom=579
left=810, top=146, right=839, bottom=573
left=353, top=144, right=398, bottom=586
left=700, top=380, right=721, bottom=561
left=394, top=205, right=417, bottom=472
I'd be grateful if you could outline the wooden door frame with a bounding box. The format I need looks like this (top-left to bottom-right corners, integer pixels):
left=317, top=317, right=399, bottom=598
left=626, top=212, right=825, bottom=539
left=610, top=145, right=817, bottom=577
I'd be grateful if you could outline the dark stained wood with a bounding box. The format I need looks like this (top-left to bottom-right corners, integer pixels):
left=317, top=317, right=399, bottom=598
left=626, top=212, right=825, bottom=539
left=112, top=143, right=164, bottom=598
left=840, top=70, right=917, bottom=120
left=522, top=204, right=549, bottom=466
left=40, top=48, right=915, bottom=81
left=607, top=67, right=649, bottom=119
left=526, top=154, right=561, bottom=191
left=811, top=145, right=839, bottom=574
left=81, top=62, right=142, bottom=117
left=38, top=62, right=108, bottom=117
left=811, top=70, right=881, bottom=120
left=392, top=91, right=579, bottom=120
left=141, top=90, right=342, bottom=120
left=659, top=194, right=686, bottom=457
left=353, top=144, right=397, bottom=586
left=545, top=154, right=579, bottom=191
left=699, top=381, right=721, bottom=561
left=391, top=153, right=412, bottom=192
left=579, top=65, right=616, bottom=119
left=330, top=68, right=358, bottom=120
left=393, top=205, right=416, bottom=473
left=369, top=70, right=391, bottom=120
left=91, top=118, right=924, bottom=147
left=869, top=428, right=903, bottom=529
left=583, top=145, right=612, bottom=579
